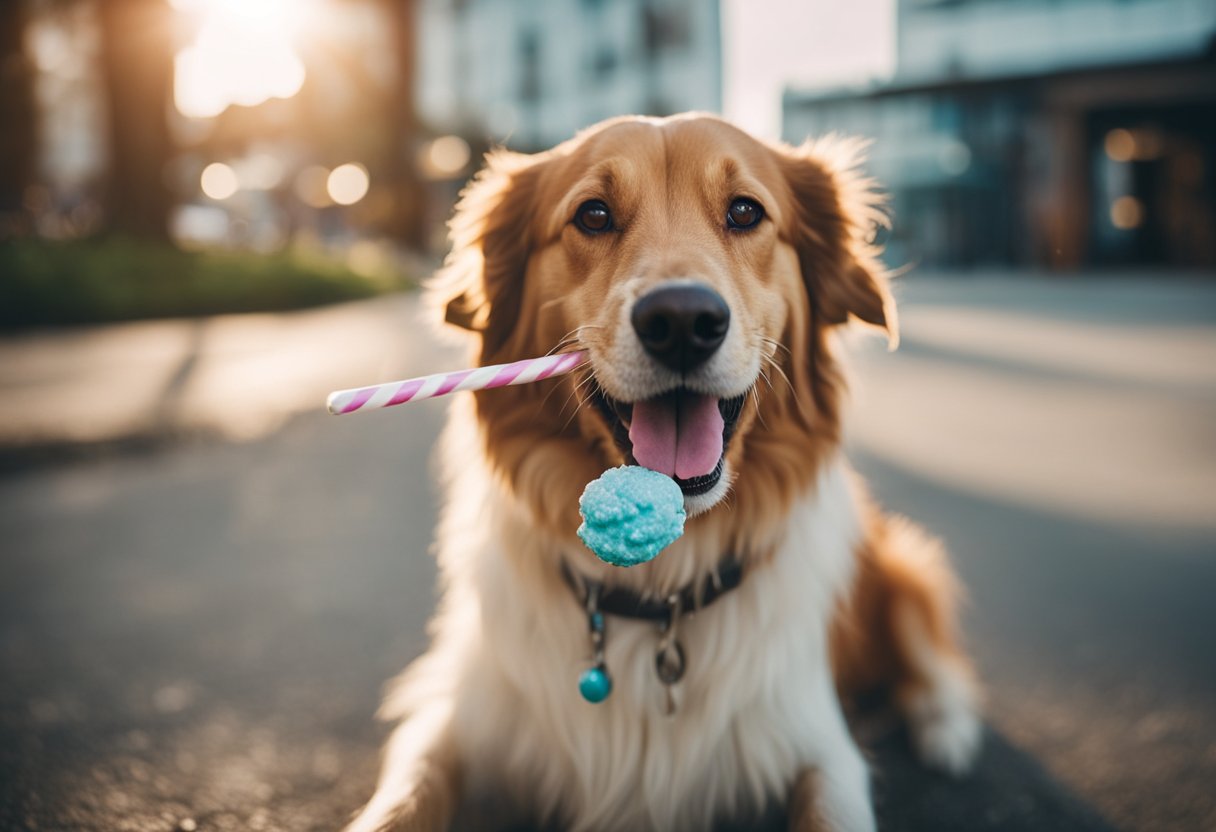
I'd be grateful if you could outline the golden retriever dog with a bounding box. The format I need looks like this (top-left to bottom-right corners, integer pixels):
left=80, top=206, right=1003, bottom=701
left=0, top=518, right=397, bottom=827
left=347, top=113, right=981, bottom=832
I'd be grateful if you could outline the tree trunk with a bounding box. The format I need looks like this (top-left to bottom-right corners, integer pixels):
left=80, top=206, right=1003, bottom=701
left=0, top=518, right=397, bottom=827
left=0, top=0, right=37, bottom=236
left=382, top=0, right=425, bottom=248
left=97, top=0, right=175, bottom=241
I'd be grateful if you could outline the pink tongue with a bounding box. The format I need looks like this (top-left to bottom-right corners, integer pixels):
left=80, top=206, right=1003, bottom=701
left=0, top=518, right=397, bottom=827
left=629, top=393, right=724, bottom=480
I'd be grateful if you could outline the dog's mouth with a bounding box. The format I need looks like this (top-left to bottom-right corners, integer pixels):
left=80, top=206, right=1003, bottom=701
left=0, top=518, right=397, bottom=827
left=590, top=386, right=747, bottom=497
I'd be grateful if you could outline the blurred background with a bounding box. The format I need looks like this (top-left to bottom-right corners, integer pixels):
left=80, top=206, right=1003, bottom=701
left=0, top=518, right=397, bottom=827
left=1, top=1, right=1214, bottom=831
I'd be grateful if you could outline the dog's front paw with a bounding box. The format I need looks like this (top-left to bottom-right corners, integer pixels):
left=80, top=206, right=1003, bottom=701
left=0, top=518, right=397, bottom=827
left=911, top=697, right=982, bottom=776
left=789, top=752, right=877, bottom=832
left=904, top=662, right=983, bottom=777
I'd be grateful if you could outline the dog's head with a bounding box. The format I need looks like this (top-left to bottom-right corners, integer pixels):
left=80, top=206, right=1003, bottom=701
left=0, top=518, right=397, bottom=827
left=437, top=114, right=894, bottom=530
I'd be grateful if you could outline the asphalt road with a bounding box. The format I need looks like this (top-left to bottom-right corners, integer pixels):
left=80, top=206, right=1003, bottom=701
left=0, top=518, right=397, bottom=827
left=1, top=274, right=1213, bottom=832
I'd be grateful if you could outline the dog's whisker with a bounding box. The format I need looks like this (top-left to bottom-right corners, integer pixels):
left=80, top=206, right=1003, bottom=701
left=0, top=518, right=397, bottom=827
left=559, top=399, right=590, bottom=433
left=546, top=325, right=604, bottom=359
left=572, top=370, right=599, bottom=397
left=536, top=358, right=598, bottom=424
left=564, top=367, right=598, bottom=403
left=756, top=361, right=784, bottom=406
left=546, top=366, right=596, bottom=418
left=755, top=336, right=790, bottom=368
left=760, top=335, right=791, bottom=357
left=558, top=370, right=602, bottom=431
left=764, top=357, right=796, bottom=399
left=757, top=363, right=775, bottom=391
left=561, top=372, right=600, bottom=418
left=748, top=383, right=768, bottom=430
left=546, top=335, right=583, bottom=357
left=541, top=378, right=575, bottom=414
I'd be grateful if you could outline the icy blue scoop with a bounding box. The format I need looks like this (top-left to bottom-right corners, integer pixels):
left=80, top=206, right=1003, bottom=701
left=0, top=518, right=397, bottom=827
left=577, top=466, right=686, bottom=567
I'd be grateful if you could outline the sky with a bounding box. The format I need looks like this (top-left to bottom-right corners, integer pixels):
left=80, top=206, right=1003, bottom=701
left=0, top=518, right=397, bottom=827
left=722, top=0, right=896, bottom=140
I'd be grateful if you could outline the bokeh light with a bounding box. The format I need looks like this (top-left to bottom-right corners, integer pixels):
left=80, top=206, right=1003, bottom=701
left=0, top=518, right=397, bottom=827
left=1105, top=127, right=1167, bottom=164
left=200, top=163, right=239, bottom=200
left=172, top=0, right=309, bottom=119
left=1110, top=195, right=1145, bottom=230
left=1105, top=129, right=1136, bottom=163
left=236, top=154, right=286, bottom=191
left=939, top=140, right=972, bottom=176
left=422, top=136, right=472, bottom=179
left=326, top=164, right=370, bottom=206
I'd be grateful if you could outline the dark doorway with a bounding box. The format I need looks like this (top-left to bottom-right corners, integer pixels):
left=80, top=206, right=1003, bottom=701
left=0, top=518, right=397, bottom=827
left=1087, top=103, right=1216, bottom=268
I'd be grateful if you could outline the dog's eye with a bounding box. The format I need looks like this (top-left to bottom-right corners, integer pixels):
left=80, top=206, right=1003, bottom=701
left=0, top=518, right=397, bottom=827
left=726, top=198, right=763, bottom=231
left=574, top=200, right=613, bottom=233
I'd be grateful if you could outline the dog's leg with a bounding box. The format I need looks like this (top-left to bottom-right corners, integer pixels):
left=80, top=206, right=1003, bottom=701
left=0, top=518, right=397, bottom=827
left=836, top=512, right=982, bottom=777
left=891, top=586, right=982, bottom=777
left=883, top=517, right=981, bottom=776
left=345, top=705, right=461, bottom=832
left=787, top=674, right=876, bottom=832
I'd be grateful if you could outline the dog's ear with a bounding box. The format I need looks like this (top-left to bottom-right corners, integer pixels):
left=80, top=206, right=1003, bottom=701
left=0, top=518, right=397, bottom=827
left=434, top=149, right=545, bottom=359
left=777, top=136, right=898, bottom=348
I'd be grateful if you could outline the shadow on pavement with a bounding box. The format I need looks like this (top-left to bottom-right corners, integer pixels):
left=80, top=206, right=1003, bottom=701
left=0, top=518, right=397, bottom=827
left=866, top=725, right=1114, bottom=832
left=849, top=445, right=1216, bottom=832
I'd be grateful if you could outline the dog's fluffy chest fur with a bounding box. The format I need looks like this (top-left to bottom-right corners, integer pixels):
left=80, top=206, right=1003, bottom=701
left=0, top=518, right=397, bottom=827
left=410, top=453, right=862, bottom=832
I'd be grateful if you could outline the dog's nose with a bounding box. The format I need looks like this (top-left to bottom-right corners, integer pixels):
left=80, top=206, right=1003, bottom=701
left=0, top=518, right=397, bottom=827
left=631, top=285, right=730, bottom=373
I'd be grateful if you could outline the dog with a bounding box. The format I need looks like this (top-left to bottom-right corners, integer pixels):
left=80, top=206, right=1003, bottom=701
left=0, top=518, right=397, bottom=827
left=347, top=113, right=981, bottom=832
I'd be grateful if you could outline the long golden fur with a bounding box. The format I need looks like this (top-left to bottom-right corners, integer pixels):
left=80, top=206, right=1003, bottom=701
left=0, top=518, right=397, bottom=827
left=349, top=114, right=980, bottom=832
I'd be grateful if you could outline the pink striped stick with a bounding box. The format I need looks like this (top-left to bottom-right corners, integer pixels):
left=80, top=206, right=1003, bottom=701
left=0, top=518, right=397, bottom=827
left=326, top=351, right=588, bottom=415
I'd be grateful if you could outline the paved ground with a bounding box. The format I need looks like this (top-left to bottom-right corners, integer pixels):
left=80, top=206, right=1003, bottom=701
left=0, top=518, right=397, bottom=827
left=1, top=273, right=1214, bottom=831
left=0, top=294, right=427, bottom=460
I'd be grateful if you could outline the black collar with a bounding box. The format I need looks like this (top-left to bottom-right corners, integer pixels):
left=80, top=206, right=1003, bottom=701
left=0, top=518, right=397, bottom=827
left=560, top=558, right=745, bottom=622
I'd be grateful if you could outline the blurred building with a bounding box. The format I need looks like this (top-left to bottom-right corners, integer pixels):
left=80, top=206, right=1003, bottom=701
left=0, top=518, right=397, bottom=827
left=784, top=0, right=1216, bottom=271
left=417, top=0, right=721, bottom=152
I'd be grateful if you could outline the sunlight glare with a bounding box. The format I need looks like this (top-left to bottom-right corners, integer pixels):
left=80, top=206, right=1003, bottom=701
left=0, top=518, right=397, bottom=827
left=173, top=0, right=309, bottom=119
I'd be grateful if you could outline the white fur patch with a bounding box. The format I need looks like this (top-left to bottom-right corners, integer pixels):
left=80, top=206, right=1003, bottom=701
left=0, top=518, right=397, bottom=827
left=382, top=457, right=875, bottom=832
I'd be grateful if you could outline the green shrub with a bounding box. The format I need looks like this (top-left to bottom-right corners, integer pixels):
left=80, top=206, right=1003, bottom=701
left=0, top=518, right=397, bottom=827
left=0, top=237, right=411, bottom=329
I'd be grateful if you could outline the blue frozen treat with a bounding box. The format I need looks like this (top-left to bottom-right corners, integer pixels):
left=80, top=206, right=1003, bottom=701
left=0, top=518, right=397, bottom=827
left=578, top=466, right=686, bottom=567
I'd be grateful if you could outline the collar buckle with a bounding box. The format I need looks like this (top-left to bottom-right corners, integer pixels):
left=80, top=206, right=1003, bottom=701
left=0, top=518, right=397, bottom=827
left=655, top=593, right=687, bottom=715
